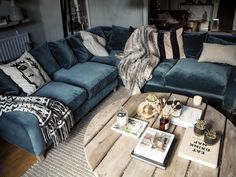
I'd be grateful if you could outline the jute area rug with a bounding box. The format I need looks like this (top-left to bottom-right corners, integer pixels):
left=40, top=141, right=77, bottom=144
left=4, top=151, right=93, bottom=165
left=23, top=87, right=129, bottom=177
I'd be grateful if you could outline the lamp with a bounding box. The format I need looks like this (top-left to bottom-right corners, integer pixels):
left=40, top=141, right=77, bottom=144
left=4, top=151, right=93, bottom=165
left=9, top=0, right=24, bottom=22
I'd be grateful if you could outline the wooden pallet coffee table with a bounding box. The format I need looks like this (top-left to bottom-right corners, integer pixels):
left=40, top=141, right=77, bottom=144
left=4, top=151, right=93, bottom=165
left=84, top=93, right=236, bottom=177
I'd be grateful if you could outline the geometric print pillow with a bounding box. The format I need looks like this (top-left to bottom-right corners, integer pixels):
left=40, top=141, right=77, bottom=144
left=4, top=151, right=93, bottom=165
left=0, top=51, right=51, bottom=95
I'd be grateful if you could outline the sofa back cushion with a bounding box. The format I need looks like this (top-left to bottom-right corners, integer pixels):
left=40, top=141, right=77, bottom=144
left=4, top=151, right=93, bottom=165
left=107, top=25, right=130, bottom=51
left=207, top=33, right=236, bottom=44
left=183, top=32, right=207, bottom=59
left=66, top=34, right=93, bottom=63
left=49, top=40, right=78, bottom=69
left=29, top=43, right=60, bottom=75
left=0, top=70, right=21, bottom=95
left=87, top=26, right=107, bottom=39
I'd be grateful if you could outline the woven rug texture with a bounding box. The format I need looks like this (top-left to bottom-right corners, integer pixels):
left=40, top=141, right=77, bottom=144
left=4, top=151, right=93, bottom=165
left=23, top=87, right=128, bottom=177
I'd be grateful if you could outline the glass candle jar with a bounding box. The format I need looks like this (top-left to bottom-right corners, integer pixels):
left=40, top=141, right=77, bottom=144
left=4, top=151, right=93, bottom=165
left=116, top=106, right=128, bottom=127
left=159, top=115, right=170, bottom=131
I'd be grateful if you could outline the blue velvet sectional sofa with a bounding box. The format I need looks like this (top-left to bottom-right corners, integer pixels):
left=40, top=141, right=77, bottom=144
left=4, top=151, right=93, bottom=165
left=0, top=25, right=236, bottom=158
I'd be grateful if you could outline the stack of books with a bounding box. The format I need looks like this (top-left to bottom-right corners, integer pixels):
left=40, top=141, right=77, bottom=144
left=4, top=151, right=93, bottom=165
left=171, top=105, right=203, bottom=128
left=178, top=128, right=220, bottom=168
left=131, top=127, right=176, bottom=169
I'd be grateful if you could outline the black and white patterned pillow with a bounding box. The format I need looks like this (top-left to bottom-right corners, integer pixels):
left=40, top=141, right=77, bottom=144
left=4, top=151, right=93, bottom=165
left=0, top=51, right=51, bottom=95
left=156, top=28, right=186, bottom=59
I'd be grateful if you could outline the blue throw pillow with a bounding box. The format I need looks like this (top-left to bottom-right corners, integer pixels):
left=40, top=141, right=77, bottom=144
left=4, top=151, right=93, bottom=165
left=66, top=34, right=93, bottom=63
left=87, top=26, right=106, bottom=39
left=129, top=26, right=136, bottom=35
left=207, top=35, right=236, bottom=45
left=29, top=43, right=60, bottom=75
left=107, top=25, right=130, bottom=50
left=48, top=40, right=78, bottom=69
left=183, top=32, right=207, bottom=59
left=0, top=70, right=21, bottom=95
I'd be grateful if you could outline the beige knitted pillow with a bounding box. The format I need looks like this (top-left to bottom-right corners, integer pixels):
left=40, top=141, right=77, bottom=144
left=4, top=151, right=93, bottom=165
left=199, top=43, right=236, bottom=66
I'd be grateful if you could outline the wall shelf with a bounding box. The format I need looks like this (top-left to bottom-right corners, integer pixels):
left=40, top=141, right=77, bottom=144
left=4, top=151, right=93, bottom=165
left=0, top=18, right=31, bottom=30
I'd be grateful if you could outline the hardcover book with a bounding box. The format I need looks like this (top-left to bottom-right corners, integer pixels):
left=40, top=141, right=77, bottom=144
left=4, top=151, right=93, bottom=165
left=171, top=106, right=203, bottom=128
left=111, top=117, right=148, bottom=139
left=132, top=127, right=175, bottom=169
left=178, top=128, right=220, bottom=168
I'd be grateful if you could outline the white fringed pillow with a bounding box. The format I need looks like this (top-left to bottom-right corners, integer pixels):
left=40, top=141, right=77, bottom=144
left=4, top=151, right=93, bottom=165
left=0, top=51, right=51, bottom=95
left=199, top=43, right=236, bottom=66
left=80, top=31, right=109, bottom=56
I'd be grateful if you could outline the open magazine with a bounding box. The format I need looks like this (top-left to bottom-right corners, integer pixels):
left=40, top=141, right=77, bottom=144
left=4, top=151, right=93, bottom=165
left=132, top=127, right=175, bottom=169
left=111, top=117, right=148, bottom=139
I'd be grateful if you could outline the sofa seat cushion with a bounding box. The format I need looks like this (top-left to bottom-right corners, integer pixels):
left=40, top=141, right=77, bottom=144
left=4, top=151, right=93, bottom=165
left=89, top=56, right=120, bottom=67
left=151, top=59, right=177, bottom=85
left=33, top=81, right=87, bottom=112
left=53, top=62, right=118, bottom=98
left=165, top=58, right=231, bottom=95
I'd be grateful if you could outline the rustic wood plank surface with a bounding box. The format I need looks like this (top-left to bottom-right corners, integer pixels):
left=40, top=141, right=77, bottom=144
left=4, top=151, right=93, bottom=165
left=153, top=94, right=189, bottom=177
left=84, top=97, right=129, bottom=146
left=122, top=93, right=171, bottom=177
left=220, top=120, right=236, bottom=177
left=94, top=136, right=137, bottom=177
left=92, top=94, right=149, bottom=177
left=84, top=93, right=233, bottom=177
left=182, top=105, right=226, bottom=177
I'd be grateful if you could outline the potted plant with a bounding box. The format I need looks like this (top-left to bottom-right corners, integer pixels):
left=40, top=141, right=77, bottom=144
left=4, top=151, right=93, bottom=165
left=204, top=129, right=218, bottom=145
left=194, top=119, right=206, bottom=136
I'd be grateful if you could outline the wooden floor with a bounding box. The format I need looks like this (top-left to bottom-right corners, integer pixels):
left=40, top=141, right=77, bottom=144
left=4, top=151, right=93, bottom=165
left=0, top=139, right=36, bottom=177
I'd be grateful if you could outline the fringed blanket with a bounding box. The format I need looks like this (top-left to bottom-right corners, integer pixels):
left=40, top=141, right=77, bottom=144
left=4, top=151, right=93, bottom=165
left=0, top=96, right=74, bottom=146
left=117, top=25, right=160, bottom=95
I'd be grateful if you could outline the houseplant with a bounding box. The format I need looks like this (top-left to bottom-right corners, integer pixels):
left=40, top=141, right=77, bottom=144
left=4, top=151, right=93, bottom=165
left=204, top=129, right=218, bottom=145
left=194, top=119, right=206, bottom=136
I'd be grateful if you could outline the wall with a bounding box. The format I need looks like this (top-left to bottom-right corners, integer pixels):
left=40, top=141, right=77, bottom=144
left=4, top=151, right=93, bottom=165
left=233, top=10, right=236, bottom=31
left=38, top=0, right=64, bottom=42
left=0, top=0, right=46, bottom=47
left=0, top=0, right=64, bottom=47
left=87, top=0, right=148, bottom=28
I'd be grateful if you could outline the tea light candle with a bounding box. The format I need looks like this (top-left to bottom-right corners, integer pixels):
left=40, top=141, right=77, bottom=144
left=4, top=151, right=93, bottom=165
left=193, top=95, right=202, bottom=106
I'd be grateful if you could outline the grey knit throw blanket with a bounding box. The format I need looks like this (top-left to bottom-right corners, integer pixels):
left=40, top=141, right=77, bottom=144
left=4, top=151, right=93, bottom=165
left=0, top=96, right=74, bottom=146
left=118, top=25, right=160, bottom=95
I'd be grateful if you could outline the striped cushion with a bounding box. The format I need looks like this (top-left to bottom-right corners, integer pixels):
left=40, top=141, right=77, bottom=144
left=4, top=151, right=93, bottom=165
left=157, top=28, right=185, bottom=59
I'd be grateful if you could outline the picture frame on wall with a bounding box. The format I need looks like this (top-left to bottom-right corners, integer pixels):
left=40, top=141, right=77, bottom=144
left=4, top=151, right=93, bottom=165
left=211, top=18, right=219, bottom=32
